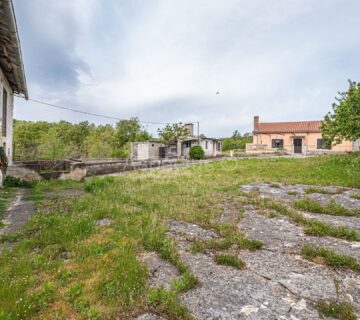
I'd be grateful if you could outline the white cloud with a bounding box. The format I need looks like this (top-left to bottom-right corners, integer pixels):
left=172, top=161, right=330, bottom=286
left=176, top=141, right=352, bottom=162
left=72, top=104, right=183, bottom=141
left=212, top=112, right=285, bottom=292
left=14, top=0, right=360, bottom=136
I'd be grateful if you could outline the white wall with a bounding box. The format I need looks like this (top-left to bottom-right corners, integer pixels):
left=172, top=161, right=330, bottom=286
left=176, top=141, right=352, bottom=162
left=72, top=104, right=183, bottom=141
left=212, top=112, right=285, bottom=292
left=0, top=67, right=14, bottom=164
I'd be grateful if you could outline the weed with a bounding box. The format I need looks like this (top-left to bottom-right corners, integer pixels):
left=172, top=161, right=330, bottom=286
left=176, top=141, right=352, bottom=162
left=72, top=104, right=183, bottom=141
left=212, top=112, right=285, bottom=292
left=205, top=239, right=233, bottom=251
left=97, top=244, right=147, bottom=306
left=351, top=193, right=360, bottom=200
left=294, top=198, right=358, bottom=216
left=84, top=177, right=116, bottom=193
left=301, top=245, right=360, bottom=273
left=25, top=193, right=45, bottom=201
left=316, top=300, right=356, bottom=320
left=148, top=287, right=193, bottom=320
left=214, top=254, right=245, bottom=269
left=287, top=190, right=298, bottom=196
left=269, top=183, right=280, bottom=188
left=190, top=241, right=206, bottom=254
left=304, top=187, right=337, bottom=194
left=248, top=198, right=360, bottom=241
left=171, top=272, right=199, bottom=293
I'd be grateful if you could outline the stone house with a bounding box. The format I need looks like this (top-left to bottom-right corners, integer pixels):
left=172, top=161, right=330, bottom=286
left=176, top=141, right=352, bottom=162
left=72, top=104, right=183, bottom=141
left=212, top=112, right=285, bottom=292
left=131, top=123, right=222, bottom=160
left=246, top=116, right=359, bottom=155
left=0, top=0, right=28, bottom=163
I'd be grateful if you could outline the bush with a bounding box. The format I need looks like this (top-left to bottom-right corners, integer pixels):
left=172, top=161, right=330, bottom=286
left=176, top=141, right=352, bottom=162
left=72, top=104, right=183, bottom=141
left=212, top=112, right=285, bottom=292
left=3, top=176, right=31, bottom=188
left=189, top=146, right=205, bottom=160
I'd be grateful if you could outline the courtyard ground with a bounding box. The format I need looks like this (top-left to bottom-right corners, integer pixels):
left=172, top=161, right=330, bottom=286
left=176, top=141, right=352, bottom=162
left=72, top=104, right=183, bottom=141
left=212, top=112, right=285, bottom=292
left=0, top=153, right=360, bottom=320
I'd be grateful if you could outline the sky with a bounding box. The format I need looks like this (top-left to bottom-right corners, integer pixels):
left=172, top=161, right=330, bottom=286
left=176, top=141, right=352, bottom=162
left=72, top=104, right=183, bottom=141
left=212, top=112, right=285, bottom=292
left=13, top=0, right=360, bottom=137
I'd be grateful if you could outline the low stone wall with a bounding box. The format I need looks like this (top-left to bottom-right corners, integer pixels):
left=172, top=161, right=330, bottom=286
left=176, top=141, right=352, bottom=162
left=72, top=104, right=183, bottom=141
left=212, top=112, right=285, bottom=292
left=7, top=158, right=183, bottom=181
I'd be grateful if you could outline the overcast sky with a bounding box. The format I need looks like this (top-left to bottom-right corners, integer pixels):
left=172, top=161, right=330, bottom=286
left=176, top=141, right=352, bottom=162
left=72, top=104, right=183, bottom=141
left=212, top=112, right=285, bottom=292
left=13, top=0, right=360, bottom=137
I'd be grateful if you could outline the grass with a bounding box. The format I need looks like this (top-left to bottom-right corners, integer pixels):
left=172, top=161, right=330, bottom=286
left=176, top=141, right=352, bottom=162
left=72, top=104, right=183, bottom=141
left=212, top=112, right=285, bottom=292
left=304, top=187, right=338, bottom=194
left=316, top=300, right=357, bottom=320
left=269, top=183, right=281, bottom=188
left=0, top=153, right=360, bottom=319
left=248, top=198, right=360, bottom=241
left=214, top=254, right=245, bottom=269
left=287, top=190, right=298, bottom=196
left=0, top=188, right=12, bottom=228
left=351, top=193, right=360, bottom=200
left=294, top=198, right=359, bottom=216
left=301, top=245, right=360, bottom=273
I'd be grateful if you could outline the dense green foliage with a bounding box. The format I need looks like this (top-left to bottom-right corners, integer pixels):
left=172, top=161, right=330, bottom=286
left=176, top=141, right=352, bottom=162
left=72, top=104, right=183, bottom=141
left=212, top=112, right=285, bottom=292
left=189, top=145, right=205, bottom=159
left=322, top=80, right=360, bottom=144
left=222, top=131, right=252, bottom=151
left=158, top=123, right=189, bottom=144
left=13, top=118, right=152, bottom=160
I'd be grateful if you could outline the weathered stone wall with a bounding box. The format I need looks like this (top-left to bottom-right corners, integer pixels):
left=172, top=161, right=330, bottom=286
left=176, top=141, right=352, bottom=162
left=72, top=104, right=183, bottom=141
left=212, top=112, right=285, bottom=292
left=7, top=158, right=182, bottom=181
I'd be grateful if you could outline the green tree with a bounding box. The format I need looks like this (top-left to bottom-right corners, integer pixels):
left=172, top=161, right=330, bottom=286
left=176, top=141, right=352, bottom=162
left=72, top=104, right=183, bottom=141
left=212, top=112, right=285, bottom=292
left=222, top=132, right=252, bottom=151
left=115, top=117, right=152, bottom=147
left=158, top=123, right=189, bottom=144
left=322, top=80, right=360, bottom=144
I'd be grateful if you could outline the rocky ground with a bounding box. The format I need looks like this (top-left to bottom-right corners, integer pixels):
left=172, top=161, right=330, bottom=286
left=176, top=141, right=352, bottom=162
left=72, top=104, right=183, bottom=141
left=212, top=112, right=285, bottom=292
left=139, top=183, right=360, bottom=320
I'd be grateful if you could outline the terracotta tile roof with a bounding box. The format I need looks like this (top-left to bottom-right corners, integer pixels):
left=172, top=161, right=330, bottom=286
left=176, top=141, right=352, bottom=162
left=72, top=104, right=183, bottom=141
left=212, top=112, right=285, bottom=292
left=256, top=120, right=322, bottom=133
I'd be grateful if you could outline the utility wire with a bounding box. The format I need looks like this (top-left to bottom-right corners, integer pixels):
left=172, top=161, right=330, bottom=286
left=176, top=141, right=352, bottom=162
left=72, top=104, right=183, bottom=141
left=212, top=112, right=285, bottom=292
left=15, top=95, right=174, bottom=125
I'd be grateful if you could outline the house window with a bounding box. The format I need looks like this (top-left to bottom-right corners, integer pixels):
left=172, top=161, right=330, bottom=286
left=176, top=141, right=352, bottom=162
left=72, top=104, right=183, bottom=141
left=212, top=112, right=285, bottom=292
left=184, top=141, right=191, bottom=148
left=271, top=139, right=283, bottom=149
left=216, top=142, right=221, bottom=151
left=205, top=141, right=208, bottom=149
left=317, top=139, right=331, bottom=150
left=2, top=88, right=7, bottom=137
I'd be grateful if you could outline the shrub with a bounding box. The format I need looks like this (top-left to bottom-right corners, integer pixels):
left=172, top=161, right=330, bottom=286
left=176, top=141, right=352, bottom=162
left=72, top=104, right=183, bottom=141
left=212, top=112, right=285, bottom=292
left=3, top=176, right=31, bottom=188
left=189, top=146, right=205, bottom=160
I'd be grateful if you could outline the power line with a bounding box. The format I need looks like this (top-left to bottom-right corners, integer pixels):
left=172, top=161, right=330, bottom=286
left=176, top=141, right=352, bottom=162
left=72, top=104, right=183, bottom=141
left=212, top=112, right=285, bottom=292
left=15, top=95, right=172, bottom=125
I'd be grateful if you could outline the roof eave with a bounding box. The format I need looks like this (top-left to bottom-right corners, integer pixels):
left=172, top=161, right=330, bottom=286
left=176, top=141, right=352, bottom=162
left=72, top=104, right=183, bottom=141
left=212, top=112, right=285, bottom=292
left=1, top=0, right=28, bottom=99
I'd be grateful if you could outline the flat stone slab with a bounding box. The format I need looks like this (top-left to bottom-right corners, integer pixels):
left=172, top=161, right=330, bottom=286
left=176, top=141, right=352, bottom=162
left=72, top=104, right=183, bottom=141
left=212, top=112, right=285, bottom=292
left=301, top=211, right=360, bottom=234
left=240, top=250, right=360, bottom=311
left=139, top=252, right=180, bottom=290
left=167, top=219, right=219, bottom=251
left=166, top=217, right=360, bottom=319
left=0, top=188, right=34, bottom=235
left=181, top=252, right=320, bottom=320
left=239, top=207, right=360, bottom=260
left=241, top=183, right=360, bottom=210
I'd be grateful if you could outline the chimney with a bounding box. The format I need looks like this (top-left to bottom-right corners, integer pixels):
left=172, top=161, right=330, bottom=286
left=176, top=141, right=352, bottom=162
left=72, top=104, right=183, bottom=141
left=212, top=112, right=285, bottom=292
left=184, top=123, right=194, bottom=136
left=253, top=116, right=259, bottom=132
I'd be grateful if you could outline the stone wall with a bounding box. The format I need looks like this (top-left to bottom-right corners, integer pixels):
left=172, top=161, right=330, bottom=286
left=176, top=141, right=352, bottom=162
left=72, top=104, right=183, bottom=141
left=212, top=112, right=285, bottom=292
left=7, top=158, right=182, bottom=181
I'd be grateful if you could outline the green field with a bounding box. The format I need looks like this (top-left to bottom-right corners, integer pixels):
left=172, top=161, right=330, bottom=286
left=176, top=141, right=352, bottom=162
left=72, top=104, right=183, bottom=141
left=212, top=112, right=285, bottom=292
left=0, top=153, right=360, bottom=320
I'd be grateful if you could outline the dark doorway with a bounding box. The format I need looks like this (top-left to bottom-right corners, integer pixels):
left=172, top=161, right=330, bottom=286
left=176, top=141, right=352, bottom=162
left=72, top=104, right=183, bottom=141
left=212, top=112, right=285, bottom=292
left=159, top=147, right=166, bottom=158
left=293, top=138, right=302, bottom=154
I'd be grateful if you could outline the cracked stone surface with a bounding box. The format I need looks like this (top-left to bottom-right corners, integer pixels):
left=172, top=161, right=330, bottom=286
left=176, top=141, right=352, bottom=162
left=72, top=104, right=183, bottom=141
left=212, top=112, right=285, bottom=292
left=239, top=207, right=360, bottom=260
left=164, top=182, right=360, bottom=319
left=301, top=211, right=360, bottom=234
left=167, top=219, right=219, bottom=251
left=139, top=251, right=180, bottom=290
left=241, top=182, right=360, bottom=210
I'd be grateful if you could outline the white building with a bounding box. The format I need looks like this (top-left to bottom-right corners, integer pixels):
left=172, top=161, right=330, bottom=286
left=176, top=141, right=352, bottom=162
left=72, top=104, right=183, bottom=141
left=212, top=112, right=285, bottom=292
left=0, top=0, right=28, bottom=163
left=131, top=123, right=222, bottom=160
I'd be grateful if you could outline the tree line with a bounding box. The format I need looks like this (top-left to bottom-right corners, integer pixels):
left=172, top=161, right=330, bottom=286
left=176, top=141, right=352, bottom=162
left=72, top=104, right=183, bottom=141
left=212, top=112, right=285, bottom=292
left=13, top=118, right=152, bottom=160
